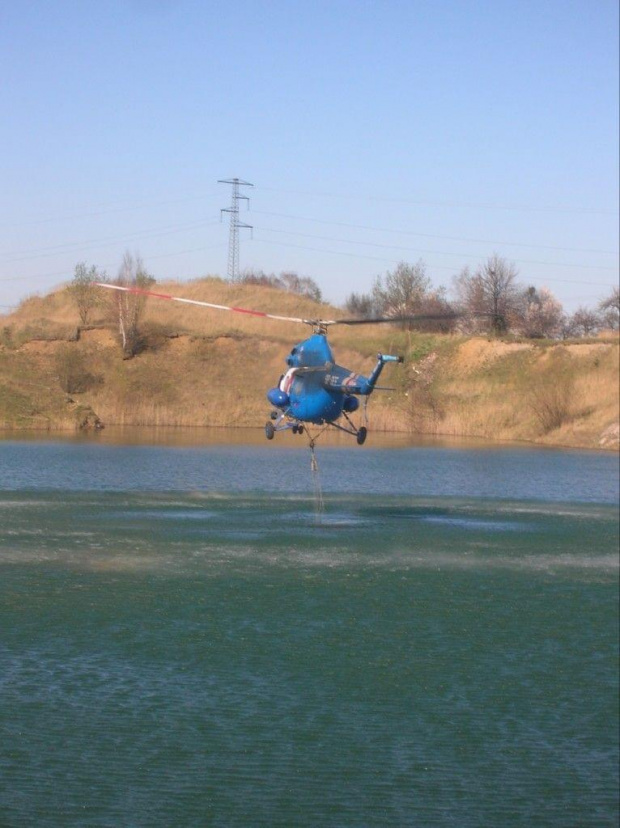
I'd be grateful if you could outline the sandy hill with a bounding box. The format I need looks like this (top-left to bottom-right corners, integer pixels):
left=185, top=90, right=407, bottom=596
left=1, top=277, right=618, bottom=450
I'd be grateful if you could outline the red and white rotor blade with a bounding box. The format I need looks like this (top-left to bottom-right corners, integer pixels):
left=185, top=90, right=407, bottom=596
left=96, top=283, right=312, bottom=325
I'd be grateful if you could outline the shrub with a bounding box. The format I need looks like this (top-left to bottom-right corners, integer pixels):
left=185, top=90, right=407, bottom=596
left=528, top=358, right=574, bottom=433
left=55, top=346, right=102, bottom=394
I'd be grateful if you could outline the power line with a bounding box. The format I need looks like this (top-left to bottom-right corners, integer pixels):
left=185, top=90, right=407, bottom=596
left=0, top=191, right=221, bottom=228
left=251, top=235, right=616, bottom=288
left=0, top=218, right=220, bottom=264
left=0, top=242, right=228, bottom=283
left=3, top=184, right=616, bottom=231
left=254, top=225, right=619, bottom=272
left=251, top=209, right=619, bottom=257
left=258, top=186, right=619, bottom=216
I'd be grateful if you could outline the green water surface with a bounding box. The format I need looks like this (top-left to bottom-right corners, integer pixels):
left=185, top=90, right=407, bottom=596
left=1, top=482, right=618, bottom=827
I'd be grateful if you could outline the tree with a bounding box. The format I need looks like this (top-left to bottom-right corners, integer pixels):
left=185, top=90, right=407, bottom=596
left=110, top=253, right=155, bottom=358
left=279, top=272, right=322, bottom=303
left=344, top=262, right=454, bottom=330
left=343, top=290, right=379, bottom=318
left=558, top=313, right=578, bottom=340
left=239, top=268, right=279, bottom=288
left=372, top=261, right=432, bottom=319
left=415, top=286, right=458, bottom=332
left=68, top=262, right=102, bottom=324
left=517, top=286, right=564, bottom=339
left=239, top=269, right=322, bottom=303
left=599, top=286, right=619, bottom=331
left=455, top=255, right=520, bottom=334
left=569, top=306, right=601, bottom=337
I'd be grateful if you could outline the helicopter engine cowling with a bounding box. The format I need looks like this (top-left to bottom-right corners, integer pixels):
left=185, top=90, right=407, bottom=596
left=343, top=396, right=359, bottom=413
left=267, top=388, right=289, bottom=408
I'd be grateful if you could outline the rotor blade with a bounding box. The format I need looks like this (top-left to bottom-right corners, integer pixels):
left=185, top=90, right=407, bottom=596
left=330, top=313, right=461, bottom=326
left=96, top=283, right=313, bottom=325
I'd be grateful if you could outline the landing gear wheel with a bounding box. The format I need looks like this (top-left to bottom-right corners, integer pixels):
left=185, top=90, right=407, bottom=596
left=292, top=424, right=299, bottom=434
left=265, top=422, right=275, bottom=440
left=270, top=410, right=278, bottom=420
left=298, top=425, right=304, bottom=434
left=356, top=426, right=367, bottom=446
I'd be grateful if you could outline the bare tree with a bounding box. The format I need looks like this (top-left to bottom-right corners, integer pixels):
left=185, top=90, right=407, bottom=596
left=598, top=286, right=619, bottom=331
left=343, top=290, right=379, bottom=318
left=416, top=287, right=458, bottom=332
left=344, top=263, right=454, bottom=330
left=558, top=313, right=578, bottom=340
left=68, top=262, right=103, bottom=324
left=569, top=306, right=601, bottom=337
left=279, top=272, right=323, bottom=303
left=239, top=268, right=280, bottom=288
left=455, top=255, right=520, bottom=333
left=517, top=286, right=564, bottom=338
left=373, top=261, right=431, bottom=319
left=239, top=269, right=322, bottom=302
left=111, top=253, right=155, bottom=358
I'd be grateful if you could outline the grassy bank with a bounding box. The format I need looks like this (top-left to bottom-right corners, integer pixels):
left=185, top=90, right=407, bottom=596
left=1, top=278, right=618, bottom=449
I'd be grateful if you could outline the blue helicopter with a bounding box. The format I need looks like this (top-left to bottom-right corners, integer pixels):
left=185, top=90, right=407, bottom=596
left=264, top=325, right=402, bottom=445
left=98, top=282, right=452, bottom=445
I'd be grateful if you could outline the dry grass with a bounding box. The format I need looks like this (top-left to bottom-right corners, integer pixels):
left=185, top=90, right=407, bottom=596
left=406, top=339, right=619, bottom=448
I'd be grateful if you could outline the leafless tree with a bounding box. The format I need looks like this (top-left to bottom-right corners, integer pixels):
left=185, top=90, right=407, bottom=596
left=344, top=262, right=455, bottom=330
left=239, top=269, right=322, bottom=302
left=343, top=290, right=380, bottom=318
left=569, top=306, right=601, bottom=337
left=372, top=261, right=431, bottom=320
left=558, top=313, right=578, bottom=340
left=455, top=255, right=520, bottom=334
left=111, top=252, right=154, bottom=358
left=516, top=286, right=564, bottom=338
left=279, top=272, right=322, bottom=303
left=598, top=286, right=619, bottom=331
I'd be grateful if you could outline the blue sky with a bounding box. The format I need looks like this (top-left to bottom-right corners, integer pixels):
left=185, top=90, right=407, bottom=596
left=1, top=0, right=618, bottom=313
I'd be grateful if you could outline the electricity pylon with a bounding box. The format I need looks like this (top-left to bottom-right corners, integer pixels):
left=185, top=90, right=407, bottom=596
left=218, top=178, right=253, bottom=281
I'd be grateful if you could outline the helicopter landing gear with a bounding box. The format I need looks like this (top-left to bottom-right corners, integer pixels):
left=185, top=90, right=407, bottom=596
left=292, top=424, right=304, bottom=435
left=265, top=422, right=275, bottom=440
left=356, top=426, right=367, bottom=445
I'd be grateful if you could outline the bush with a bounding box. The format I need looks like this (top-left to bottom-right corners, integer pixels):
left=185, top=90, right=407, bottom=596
left=55, top=346, right=102, bottom=394
left=528, top=363, right=574, bottom=433
left=0, top=326, right=14, bottom=348
left=239, top=269, right=322, bottom=302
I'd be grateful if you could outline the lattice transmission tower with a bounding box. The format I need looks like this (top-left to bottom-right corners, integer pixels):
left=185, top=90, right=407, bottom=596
left=218, top=178, right=253, bottom=281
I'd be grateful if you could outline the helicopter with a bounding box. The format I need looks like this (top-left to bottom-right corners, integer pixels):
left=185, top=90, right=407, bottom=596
left=97, top=282, right=458, bottom=445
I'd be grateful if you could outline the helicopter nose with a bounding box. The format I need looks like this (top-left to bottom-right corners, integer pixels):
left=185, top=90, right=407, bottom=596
left=267, top=388, right=289, bottom=408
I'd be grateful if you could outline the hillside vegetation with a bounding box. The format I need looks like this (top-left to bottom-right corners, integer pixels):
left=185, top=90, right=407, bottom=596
left=1, top=278, right=618, bottom=450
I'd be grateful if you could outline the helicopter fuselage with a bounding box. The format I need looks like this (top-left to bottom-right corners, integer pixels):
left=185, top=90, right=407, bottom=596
left=266, top=333, right=401, bottom=436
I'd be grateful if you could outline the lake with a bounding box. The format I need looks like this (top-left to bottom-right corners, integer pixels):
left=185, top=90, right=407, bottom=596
left=1, top=430, right=618, bottom=826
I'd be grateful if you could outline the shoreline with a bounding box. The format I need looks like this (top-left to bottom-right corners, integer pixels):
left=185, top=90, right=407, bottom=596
left=1, top=422, right=617, bottom=453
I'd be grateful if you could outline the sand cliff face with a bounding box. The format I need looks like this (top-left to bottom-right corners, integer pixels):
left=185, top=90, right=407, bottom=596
left=1, top=284, right=618, bottom=450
